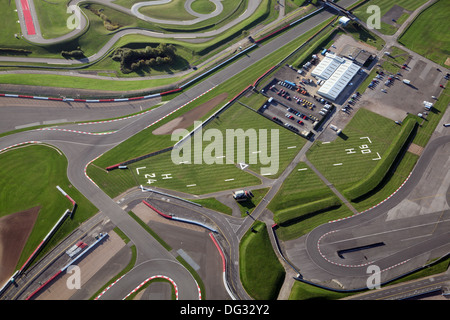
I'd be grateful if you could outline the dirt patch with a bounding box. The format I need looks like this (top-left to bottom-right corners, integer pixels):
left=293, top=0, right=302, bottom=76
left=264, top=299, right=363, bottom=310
left=0, top=206, right=40, bottom=286
left=445, top=57, right=450, bottom=66
left=408, top=143, right=424, bottom=156
left=152, top=93, right=228, bottom=135
left=133, top=202, right=204, bottom=233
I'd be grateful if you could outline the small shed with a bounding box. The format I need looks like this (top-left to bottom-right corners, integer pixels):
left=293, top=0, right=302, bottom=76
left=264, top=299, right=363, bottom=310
left=339, top=16, right=351, bottom=26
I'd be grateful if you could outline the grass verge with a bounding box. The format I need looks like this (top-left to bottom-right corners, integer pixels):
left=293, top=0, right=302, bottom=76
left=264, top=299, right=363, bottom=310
left=0, top=144, right=98, bottom=269
left=239, top=221, right=285, bottom=300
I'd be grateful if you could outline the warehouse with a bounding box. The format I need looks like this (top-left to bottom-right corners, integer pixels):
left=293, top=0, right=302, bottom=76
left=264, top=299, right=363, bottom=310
left=312, top=52, right=360, bottom=101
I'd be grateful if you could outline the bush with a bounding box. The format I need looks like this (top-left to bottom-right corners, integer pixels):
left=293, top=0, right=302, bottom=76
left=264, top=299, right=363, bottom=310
left=0, top=48, right=32, bottom=55
left=112, top=43, right=177, bottom=74
left=61, top=50, right=85, bottom=59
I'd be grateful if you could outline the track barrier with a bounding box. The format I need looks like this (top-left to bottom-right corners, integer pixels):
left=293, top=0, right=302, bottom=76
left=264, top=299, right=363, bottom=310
left=0, top=186, right=78, bottom=298
left=25, top=233, right=109, bottom=300
left=1, top=6, right=326, bottom=103
left=142, top=200, right=217, bottom=232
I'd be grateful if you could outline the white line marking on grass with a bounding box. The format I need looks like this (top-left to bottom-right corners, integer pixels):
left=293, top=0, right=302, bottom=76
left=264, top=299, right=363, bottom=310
left=136, top=167, right=146, bottom=175
left=372, top=152, right=381, bottom=160
left=239, top=162, right=249, bottom=170
left=224, top=179, right=235, bottom=182
left=186, top=184, right=197, bottom=187
left=298, top=168, right=308, bottom=171
left=333, top=163, right=343, bottom=166
left=287, top=146, right=296, bottom=149
left=322, top=141, right=330, bottom=144
left=360, top=137, right=372, bottom=144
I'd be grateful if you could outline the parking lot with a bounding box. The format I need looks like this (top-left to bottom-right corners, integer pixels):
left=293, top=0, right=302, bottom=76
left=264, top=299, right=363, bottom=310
left=259, top=65, right=338, bottom=138
left=359, top=55, right=447, bottom=122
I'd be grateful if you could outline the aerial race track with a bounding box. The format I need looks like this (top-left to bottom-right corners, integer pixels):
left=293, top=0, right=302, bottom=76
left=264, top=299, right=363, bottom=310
left=12, top=0, right=263, bottom=63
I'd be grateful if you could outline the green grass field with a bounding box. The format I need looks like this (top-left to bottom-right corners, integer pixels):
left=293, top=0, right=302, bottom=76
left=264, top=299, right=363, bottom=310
left=353, top=0, right=428, bottom=35
left=398, top=0, right=450, bottom=67
left=87, top=20, right=334, bottom=197
left=138, top=0, right=197, bottom=21
left=239, top=221, right=285, bottom=300
left=0, top=144, right=97, bottom=268
left=0, top=0, right=274, bottom=81
left=89, top=98, right=306, bottom=197
left=342, top=117, right=416, bottom=201
left=268, top=161, right=352, bottom=240
left=94, top=101, right=305, bottom=197
left=307, top=108, right=402, bottom=193
left=268, top=161, right=337, bottom=216
left=191, top=0, right=217, bottom=15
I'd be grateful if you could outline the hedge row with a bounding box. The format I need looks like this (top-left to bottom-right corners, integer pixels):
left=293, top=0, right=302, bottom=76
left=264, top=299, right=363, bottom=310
left=274, top=195, right=341, bottom=224
left=343, top=118, right=417, bottom=201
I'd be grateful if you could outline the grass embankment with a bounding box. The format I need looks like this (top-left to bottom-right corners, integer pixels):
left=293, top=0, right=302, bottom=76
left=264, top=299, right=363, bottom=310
left=268, top=162, right=340, bottom=224
left=239, top=221, right=285, bottom=300
left=342, top=117, right=417, bottom=201
left=270, top=109, right=418, bottom=241
left=307, top=109, right=404, bottom=193
left=398, top=0, right=450, bottom=67
left=0, top=145, right=98, bottom=268
left=268, top=161, right=352, bottom=241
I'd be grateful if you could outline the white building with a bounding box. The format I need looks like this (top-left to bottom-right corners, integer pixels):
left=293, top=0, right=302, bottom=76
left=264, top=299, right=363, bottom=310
left=339, top=16, right=351, bottom=26
left=311, top=52, right=360, bottom=101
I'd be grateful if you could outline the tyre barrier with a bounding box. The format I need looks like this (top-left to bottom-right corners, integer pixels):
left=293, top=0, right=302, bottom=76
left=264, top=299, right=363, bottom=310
left=140, top=185, right=202, bottom=207
left=209, top=233, right=237, bottom=300
left=142, top=200, right=217, bottom=233
left=142, top=200, right=172, bottom=219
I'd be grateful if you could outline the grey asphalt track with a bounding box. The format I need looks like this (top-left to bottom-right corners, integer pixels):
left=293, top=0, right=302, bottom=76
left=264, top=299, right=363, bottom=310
left=284, top=133, right=450, bottom=291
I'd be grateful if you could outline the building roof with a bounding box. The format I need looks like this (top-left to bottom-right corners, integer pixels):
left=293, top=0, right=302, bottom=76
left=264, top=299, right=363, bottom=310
left=340, top=45, right=373, bottom=66
left=339, top=17, right=351, bottom=25
left=314, top=54, right=360, bottom=101
left=311, top=53, right=346, bottom=80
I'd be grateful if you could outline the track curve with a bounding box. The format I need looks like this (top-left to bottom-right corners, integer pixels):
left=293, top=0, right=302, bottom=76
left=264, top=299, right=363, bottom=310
left=298, top=134, right=450, bottom=289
